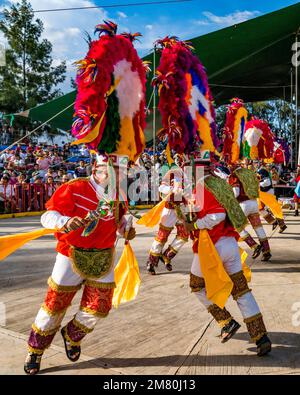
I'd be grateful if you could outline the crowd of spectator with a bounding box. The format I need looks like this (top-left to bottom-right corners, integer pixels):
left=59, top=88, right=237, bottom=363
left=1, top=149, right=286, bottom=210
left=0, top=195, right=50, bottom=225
left=0, top=140, right=92, bottom=214
left=0, top=133, right=299, bottom=214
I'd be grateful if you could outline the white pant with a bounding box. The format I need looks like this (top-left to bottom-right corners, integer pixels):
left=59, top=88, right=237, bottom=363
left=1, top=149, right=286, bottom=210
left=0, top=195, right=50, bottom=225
left=34, top=253, right=115, bottom=334
left=191, top=237, right=260, bottom=319
left=240, top=199, right=259, bottom=217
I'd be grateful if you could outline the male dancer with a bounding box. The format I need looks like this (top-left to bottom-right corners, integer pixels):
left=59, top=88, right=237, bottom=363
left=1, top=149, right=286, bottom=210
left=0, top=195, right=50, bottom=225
left=24, top=154, right=136, bottom=375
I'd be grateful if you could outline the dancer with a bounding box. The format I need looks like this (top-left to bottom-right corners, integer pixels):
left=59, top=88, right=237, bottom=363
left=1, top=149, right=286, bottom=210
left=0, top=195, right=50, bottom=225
left=229, top=164, right=272, bottom=261
left=24, top=154, right=136, bottom=374
left=257, top=166, right=287, bottom=233
left=294, top=167, right=300, bottom=217
left=185, top=159, right=272, bottom=356
left=146, top=166, right=190, bottom=274
left=24, top=20, right=147, bottom=375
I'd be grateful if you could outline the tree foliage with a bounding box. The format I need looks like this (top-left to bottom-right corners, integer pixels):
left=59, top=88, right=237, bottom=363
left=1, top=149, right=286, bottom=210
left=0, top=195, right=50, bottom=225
left=0, top=0, right=66, bottom=114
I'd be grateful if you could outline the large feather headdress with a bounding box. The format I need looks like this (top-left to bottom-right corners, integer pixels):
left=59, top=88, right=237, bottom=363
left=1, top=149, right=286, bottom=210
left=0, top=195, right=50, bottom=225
left=72, top=21, right=146, bottom=162
left=153, top=36, right=219, bottom=155
left=222, top=98, right=248, bottom=164
left=244, top=118, right=274, bottom=160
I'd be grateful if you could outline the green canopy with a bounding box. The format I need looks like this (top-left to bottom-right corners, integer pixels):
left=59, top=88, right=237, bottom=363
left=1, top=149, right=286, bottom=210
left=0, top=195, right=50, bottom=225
left=21, top=3, right=300, bottom=131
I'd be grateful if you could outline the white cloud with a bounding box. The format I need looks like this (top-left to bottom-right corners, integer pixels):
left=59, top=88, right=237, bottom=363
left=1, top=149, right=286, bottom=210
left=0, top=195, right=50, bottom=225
left=117, top=11, right=127, bottom=19
left=198, top=10, right=260, bottom=27
left=145, top=25, right=153, bottom=30
left=4, top=0, right=109, bottom=91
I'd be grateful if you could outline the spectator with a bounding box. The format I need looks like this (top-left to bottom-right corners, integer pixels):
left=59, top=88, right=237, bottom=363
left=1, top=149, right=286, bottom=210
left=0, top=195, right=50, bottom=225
left=61, top=174, right=70, bottom=184
left=36, top=153, right=51, bottom=175
left=75, top=160, right=87, bottom=178
left=0, top=174, right=15, bottom=213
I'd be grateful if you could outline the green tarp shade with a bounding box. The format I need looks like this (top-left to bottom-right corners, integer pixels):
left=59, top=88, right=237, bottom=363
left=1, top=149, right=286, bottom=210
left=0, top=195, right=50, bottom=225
left=19, top=90, right=76, bottom=131
left=22, top=3, right=300, bottom=132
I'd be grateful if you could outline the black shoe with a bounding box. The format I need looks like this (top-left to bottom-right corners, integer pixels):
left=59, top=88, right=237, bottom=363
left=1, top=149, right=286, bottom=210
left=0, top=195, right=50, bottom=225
left=272, top=221, right=278, bottom=231
left=294, top=210, right=299, bottom=217
left=261, top=251, right=272, bottom=262
left=146, top=262, right=156, bottom=275
left=256, top=334, right=272, bottom=356
left=165, top=263, right=173, bottom=272
left=24, top=352, right=42, bottom=375
left=252, top=244, right=262, bottom=259
left=278, top=224, right=287, bottom=234
left=61, top=327, right=81, bottom=362
left=220, top=319, right=241, bottom=343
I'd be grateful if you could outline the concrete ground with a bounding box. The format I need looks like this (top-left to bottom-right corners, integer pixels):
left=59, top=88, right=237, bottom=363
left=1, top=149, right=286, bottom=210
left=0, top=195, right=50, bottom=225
left=0, top=211, right=299, bottom=375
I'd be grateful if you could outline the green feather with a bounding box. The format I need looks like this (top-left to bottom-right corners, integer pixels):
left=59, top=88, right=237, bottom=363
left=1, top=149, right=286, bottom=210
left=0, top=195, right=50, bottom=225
left=98, top=75, right=121, bottom=153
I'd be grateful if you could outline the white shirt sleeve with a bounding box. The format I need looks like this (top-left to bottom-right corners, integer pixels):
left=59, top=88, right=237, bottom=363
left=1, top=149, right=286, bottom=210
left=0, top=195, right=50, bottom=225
left=159, top=185, right=172, bottom=194
left=117, top=215, right=128, bottom=237
left=232, top=186, right=240, bottom=198
left=260, top=178, right=271, bottom=188
left=41, top=210, right=71, bottom=230
left=196, top=212, right=226, bottom=230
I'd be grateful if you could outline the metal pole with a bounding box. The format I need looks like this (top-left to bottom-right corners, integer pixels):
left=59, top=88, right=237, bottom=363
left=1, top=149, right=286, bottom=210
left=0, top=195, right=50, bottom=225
left=291, top=68, right=294, bottom=168
left=296, top=32, right=300, bottom=165
left=152, top=45, right=156, bottom=161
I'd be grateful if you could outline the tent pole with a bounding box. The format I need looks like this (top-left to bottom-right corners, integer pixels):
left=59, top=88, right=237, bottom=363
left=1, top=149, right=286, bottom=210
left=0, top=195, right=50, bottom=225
left=296, top=32, right=300, bottom=166
left=291, top=68, right=294, bottom=168
left=152, top=45, right=157, bottom=162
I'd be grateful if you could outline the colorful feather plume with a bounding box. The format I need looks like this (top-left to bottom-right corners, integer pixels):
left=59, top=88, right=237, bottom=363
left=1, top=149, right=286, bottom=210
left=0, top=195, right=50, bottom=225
left=94, top=20, right=117, bottom=37
left=142, top=60, right=152, bottom=74
left=244, top=118, right=275, bottom=160
left=74, top=58, right=98, bottom=85
left=222, top=98, right=248, bottom=164
left=72, top=21, right=146, bottom=161
left=154, top=37, right=218, bottom=155
left=121, top=32, right=142, bottom=42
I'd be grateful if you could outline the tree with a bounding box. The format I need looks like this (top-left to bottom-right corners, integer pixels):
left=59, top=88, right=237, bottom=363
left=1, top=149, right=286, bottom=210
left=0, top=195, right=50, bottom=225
left=0, top=0, right=66, bottom=114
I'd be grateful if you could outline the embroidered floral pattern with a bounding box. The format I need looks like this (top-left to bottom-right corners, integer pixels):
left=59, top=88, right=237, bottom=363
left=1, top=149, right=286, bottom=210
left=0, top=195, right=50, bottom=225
left=44, top=287, right=77, bottom=313
left=208, top=304, right=232, bottom=323
left=230, top=271, right=251, bottom=300
left=80, top=285, right=114, bottom=316
left=190, top=273, right=205, bottom=292
left=244, top=313, right=267, bottom=342
left=70, top=247, right=114, bottom=279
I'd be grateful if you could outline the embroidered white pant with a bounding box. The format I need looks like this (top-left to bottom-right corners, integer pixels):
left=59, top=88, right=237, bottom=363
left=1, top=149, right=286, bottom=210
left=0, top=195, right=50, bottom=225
left=191, top=237, right=260, bottom=320
left=27, top=253, right=115, bottom=354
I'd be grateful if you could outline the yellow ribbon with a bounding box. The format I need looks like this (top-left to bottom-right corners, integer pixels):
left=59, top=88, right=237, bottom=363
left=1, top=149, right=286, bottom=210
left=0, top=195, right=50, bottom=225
left=137, top=194, right=170, bottom=228
left=198, top=231, right=251, bottom=309
left=259, top=191, right=283, bottom=219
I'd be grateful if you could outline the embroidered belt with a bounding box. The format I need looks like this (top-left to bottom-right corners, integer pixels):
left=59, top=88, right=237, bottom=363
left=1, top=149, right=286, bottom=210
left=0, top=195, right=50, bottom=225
left=70, top=247, right=114, bottom=280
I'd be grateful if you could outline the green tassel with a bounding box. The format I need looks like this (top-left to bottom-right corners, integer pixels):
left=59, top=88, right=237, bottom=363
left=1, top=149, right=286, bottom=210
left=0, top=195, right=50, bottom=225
left=98, top=75, right=121, bottom=153
left=243, top=141, right=250, bottom=159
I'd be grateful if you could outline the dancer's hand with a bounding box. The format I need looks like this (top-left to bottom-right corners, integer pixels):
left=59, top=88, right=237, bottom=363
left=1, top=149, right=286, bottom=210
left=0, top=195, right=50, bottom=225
left=65, top=216, right=87, bottom=231
left=125, top=227, right=136, bottom=241
left=184, top=221, right=197, bottom=233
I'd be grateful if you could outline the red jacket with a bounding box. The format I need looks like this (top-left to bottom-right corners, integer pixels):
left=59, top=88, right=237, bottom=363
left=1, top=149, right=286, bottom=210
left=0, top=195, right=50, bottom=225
left=191, top=186, right=238, bottom=253
left=46, top=179, right=126, bottom=257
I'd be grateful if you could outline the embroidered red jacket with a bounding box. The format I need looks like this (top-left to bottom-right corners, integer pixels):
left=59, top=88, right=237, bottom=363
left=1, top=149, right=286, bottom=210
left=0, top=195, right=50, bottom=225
left=45, top=179, right=126, bottom=257
left=191, top=186, right=238, bottom=253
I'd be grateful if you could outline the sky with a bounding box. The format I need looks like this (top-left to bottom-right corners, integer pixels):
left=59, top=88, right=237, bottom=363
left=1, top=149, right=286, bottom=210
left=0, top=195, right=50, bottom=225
left=0, top=0, right=299, bottom=93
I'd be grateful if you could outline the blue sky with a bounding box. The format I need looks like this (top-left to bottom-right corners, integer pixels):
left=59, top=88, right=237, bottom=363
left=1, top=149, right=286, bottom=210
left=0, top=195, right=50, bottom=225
left=0, top=0, right=299, bottom=92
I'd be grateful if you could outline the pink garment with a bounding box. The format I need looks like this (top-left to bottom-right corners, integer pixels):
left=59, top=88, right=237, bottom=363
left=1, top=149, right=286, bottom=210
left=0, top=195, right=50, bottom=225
left=37, top=158, right=51, bottom=171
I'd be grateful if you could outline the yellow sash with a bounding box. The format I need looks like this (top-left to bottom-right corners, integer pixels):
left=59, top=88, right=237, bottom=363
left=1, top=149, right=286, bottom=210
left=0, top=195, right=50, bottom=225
left=198, top=231, right=251, bottom=309
left=259, top=191, right=283, bottom=219
left=137, top=195, right=170, bottom=227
